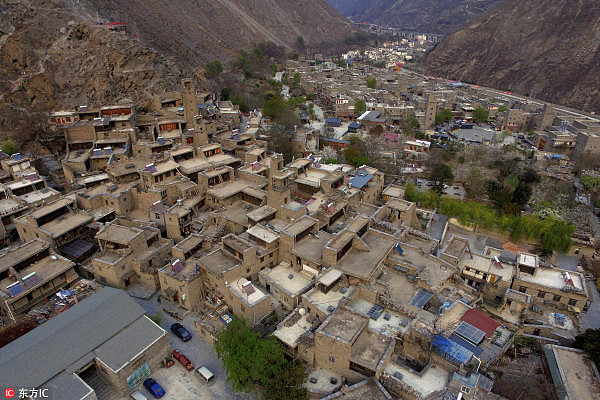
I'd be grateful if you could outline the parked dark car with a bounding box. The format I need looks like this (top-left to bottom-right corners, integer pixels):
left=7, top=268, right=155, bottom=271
left=143, top=378, right=165, bottom=398
left=170, top=322, right=192, bottom=341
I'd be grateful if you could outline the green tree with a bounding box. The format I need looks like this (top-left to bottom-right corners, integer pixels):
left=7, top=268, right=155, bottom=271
left=1, top=140, right=19, bottom=155
left=464, top=167, right=486, bottom=199
left=429, top=163, right=454, bottom=193
left=512, top=183, right=532, bottom=207
left=215, top=319, right=307, bottom=399
left=205, top=60, right=224, bottom=79
left=472, top=107, right=489, bottom=123
left=354, top=99, right=366, bottom=115
left=148, top=312, right=162, bottom=326
left=498, top=105, right=509, bottom=112
left=574, top=329, right=600, bottom=369
left=293, top=72, right=301, bottom=86
left=307, top=103, right=315, bottom=120
left=296, top=35, right=305, bottom=49
left=220, top=87, right=231, bottom=101
left=324, top=157, right=338, bottom=164
left=263, top=94, right=287, bottom=119
left=230, top=94, right=248, bottom=113
left=435, top=109, right=453, bottom=126
left=366, top=78, right=377, bottom=89
left=252, top=45, right=265, bottom=60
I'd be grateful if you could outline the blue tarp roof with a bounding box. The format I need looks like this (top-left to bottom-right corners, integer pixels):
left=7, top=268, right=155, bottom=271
left=450, top=333, right=484, bottom=357
left=349, top=169, right=373, bottom=189
left=348, top=122, right=362, bottom=129
left=410, top=288, right=434, bottom=308
left=433, top=334, right=473, bottom=365
left=325, top=117, right=342, bottom=127
left=322, top=137, right=349, bottom=144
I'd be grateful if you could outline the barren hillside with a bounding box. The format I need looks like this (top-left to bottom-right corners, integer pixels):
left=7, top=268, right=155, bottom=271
left=327, top=0, right=501, bottom=34
left=0, top=0, right=352, bottom=112
left=425, top=0, right=600, bottom=114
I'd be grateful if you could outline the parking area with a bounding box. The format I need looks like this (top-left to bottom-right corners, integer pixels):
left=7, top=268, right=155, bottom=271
left=125, top=292, right=255, bottom=400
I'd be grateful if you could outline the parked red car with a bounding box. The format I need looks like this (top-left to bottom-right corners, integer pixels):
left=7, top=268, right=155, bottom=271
left=172, top=349, right=194, bottom=371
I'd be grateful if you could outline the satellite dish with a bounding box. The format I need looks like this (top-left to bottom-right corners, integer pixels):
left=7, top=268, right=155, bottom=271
left=299, top=308, right=306, bottom=316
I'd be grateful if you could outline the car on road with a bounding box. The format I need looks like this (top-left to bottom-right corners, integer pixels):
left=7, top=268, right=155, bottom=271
left=170, top=322, right=192, bottom=341
left=143, top=378, right=165, bottom=399
left=173, top=349, right=194, bottom=371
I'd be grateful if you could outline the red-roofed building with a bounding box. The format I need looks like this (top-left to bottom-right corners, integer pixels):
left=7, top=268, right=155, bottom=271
left=461, top=308, right=501, bottom=338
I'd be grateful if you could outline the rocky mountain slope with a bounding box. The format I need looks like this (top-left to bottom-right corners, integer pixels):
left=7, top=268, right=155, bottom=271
left=0, top=0, right=184, bottom=112
left=71, top=0, right=352, bottom=66
left=326, top=0, right=500, bottom=34
left=0, top=0, right=351, bottom=112
left=425, top=0, right=600, bottom=114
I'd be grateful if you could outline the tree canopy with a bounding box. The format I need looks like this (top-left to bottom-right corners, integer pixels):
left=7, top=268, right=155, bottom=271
left=205, top=60, right=224, bottom=79
left=429, top=163, right=454, bottom=193
left=438, top=197, right=574, bottom=254
left=435, top=109, right=453, bottom=126
left=472, top=107, right=489, bottom=123
left=366, top=78, right=377, bottom=89
left=574, top=329, right=600, bottom=369
left=215, top=319, right=307, bottom=400
left=354, top=99, right=366, bottom=115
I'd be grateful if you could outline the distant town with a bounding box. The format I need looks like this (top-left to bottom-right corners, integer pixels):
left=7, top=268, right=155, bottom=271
left=0, top=37, right=599, bottom=400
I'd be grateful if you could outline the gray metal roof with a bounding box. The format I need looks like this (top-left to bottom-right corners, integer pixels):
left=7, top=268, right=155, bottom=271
left=44, top=371, right=94, bottom=400
left=0, top=287, right=149, bottom=390
left=94, top=315, right=165, bottom=371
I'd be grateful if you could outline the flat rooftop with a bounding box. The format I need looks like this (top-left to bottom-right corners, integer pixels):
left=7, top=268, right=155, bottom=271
left=273, top=312, right=312, bottom=347
left=173, top=234, right=203, bottom=254
left=27, top=197, right=73, bottom=220
left=283, top=216, right=318, bottom=237
left=337, top=230, right=395, bottom=281
left=0, top=197, right=27, bottom=216
left=95, top=223, right=143, bottom=245
left=199, top=249, right=240, bottom=276
left=461, top=253, right=515, bottom=282
left=227, top=278, right=269, bottom=306
left=207, top=180, right=254, bottom=199
left=246, top=225, right=279, bottom=244
left=322, top=378, right=392, bottom=400
left=291, top=231, right=333, bottom=265
left=318, top=268, right=343, bottom=287
left=0, top=255, right=75, bottom=299
left=318, top=307, right=368, bottom=345
left=18, top=188, right=60, bottom=204
left=261, top=263, right=312, bottom=296
left=246, top=205, right=276, bottom=222
left=350, top=329, right=393, bottom=372
left=545, top=345, right=600, bottom=400
left=304, top=285, right=353, bottom=315
left=0, top=239, right=49, bottom=273
left=384, top=362, right=450, bottom=397
left=177, top=158, right=211, bottom=174
left=348, top=298, right=411, bottom=337
left=40, top=212, right=92, bottom=239
left=443, top=236, right=469, bottom=258
left=82, top=182, right=134, bottom=198
left=519, top=267, right=586, bottom=293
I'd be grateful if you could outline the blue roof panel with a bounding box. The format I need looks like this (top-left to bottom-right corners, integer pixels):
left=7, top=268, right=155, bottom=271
left=449, top=333, right=484, bottom=357
left=349, top=169, right=373, bottom=189
left=433, top=334, right=473, bottom=364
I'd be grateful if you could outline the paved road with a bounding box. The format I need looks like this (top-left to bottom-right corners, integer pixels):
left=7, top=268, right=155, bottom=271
left=133, top=293, right=256, bottom=400
left=580, top=277, right=600, bottom=331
